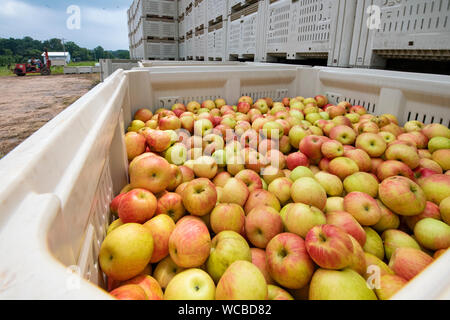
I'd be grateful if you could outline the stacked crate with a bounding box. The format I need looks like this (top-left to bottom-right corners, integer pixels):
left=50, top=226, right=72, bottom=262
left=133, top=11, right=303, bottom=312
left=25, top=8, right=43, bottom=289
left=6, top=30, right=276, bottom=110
left=207, top=0, right=229, bottom=61
left=128, top=0, right=178, bottom=60
left=193, top=0, right=208, bottom=60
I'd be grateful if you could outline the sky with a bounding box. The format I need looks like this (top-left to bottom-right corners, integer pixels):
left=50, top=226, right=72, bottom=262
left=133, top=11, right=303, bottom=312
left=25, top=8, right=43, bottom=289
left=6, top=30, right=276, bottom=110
left=0, top=0, right=132, bottom=50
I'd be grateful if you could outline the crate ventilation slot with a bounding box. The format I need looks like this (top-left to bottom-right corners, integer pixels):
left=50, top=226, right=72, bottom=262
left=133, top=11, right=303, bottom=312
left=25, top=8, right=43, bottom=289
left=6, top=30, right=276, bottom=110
left=407, top=111, right=450, bottom=128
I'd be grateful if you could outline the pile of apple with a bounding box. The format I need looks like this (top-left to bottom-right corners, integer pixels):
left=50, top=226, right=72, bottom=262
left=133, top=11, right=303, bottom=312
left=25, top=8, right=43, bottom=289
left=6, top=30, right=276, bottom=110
left=99, top=95, right=450, bottom=300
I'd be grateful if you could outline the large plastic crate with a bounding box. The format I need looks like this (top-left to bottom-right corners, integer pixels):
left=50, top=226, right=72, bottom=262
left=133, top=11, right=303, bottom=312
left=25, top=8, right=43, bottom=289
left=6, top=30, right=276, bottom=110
left=207, top=0, right=228, bottom=25
left=146, top=40, right=178, bottom=60
left=265, top=0, right=291, bottom=57
left=0, top=64, right=450, bottom=299
left=208, top=21, right=229, bottom=61
left=193, top=0, right=208, bottom=30
left=138, top=18, right=177, bottom=40
left=194, top=28, right=208, bottom=60
left=137, top=0, right=178, bottom=19
left=350, top=0, right=450, bottom=68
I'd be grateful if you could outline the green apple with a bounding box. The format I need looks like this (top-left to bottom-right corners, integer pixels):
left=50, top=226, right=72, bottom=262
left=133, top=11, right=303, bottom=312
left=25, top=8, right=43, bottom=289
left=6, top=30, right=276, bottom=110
left=440, top=196, right=450, bottom=225
left=289, top=166, right=314, bottom=182
left=164, top=269, right=215, bottom=300
left=206, top=231, right=252, bottom=283
left=343, top=172, right=379, bottom=198
left=165, top=144, right=188, bottom=165
left=428, top=137, right=450, bottom=153
left=363, top=227, right=385, bottom=260
left=128, top=120, right=146, bottom=132
left=414, top=218, right=450, bottom=251
left=381, top=229, right=421, bottom=260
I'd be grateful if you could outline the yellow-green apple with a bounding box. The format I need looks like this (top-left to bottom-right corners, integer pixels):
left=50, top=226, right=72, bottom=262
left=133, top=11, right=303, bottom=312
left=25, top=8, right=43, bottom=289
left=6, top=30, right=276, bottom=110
left=219, top=178, right=249, bottom=207
left=262, top=166, right=285, bottom=185
left=245, top=205, right=283, bottom=248
left=165, top=143, right=188, bottom=166
left=324, top=197, right=345, bottom=213
left=305, top=225, right=354, bottom=270
left=206, top=231, right=252, bottom=283
left=153, top=256, right=185, bottom=289
left=381, top=229, right=421, bottom=260
left=385, top=144, right=420, bottom=169
left=268, top=285, right=295, bottom=300
left=125, top=132, right=146, bottom=161
left=156, top=192, right=185, bottom=222
left=118, top=189, right=157, bottom=224
left=110, top=284, right=148, bottom=300
left=203, top=134, right=224, bottom=155
left=262, top=121, right=284, bottom=140
left=315, top=172, right=344, bottom=197
left=418, top=174, right=450, bottom=205
left=226, top=155, right=245, bottom=176
left=244, top=189, right=281, bottom=214
left=381, top=123, right=404, bottom=137
left=169, top=216, right=211, bottom=268
left=414, top=218, right=450, bottom=251
left=362, top=227, right=384, bottom=260
left=253, top=99, right=269, bottom=114
left=364, top=253, right=394, bottom=281
left=279, top=135, right=293, bottom=154
left=210, top=204, right=245, bottom=235
left=379, top=176, right=427, bottom=216
left=212, top=149, right=227, bottom=168
left=389, top=247, right=433, bottom=280
left=268, top=177, right=293, bottom=205
left=266, top=233, right=315, bottom=289
left=348, top=235, right=366, bottom=275
left=343, top=172, right=379, bottom=198
left=123, top=275, right=163, bottom=300
left=289, top=125, right=309, bottom=149
left=284, top=203, right=326, bottom=238
left=130, top=155, right=173, bottom=194
left=377, top=160, right=415, bottom=181
left=329, top=125, right=356, bottom=145
left=182, top=178, right=217, bottom=216
left=328, top=157, right=359, bottom=180
left=202, top=99, right=216, bottom=110
left=346, top=113, right=360, bottom=124
left=235, top=169, right=263, bottom=192
left=404, top=201, right=441, bottom=230
left=143, top=215, right=176, bottom=263
left=291, top=177, right=327, bottom=210
left=379, top=131, right=396, bottom=144
left=375, top=274, right=408, bottom=300
left=326, top=211, right=366, bottom=247
left=356, top=133, right=387, bottom=158
left=422, top=123, right=450, bottom=139
left=215, top=98, right=226, bottom=108
left=344, top=192, right=381, bottom=226
left=215, top=260, right=267, bottom=300
left=432, top=149, right=450, bottom=171
left=251, top=248, right=274, bottom=285
left=186, top=101, right=201, bottom=113
left=180, top=115, right=195, bottom=133
left=107, top=219, right=124, bottom=235
left=289, top=166, right=315, bottom=181
left=344, top=148, right=372, bottom=173
left=193, top=156, right=218, bottom=179
left=99, top=223, right=154, bottom=281
left=404, top=120, right=424, bottom=132
left=128, top=120, right=146, bottom=133
left=309, top=268, right=377, bottom=300
left=358, top=121, right=380, bottom=134
left=194, top=119, right=214, bottom=136
left=440, top=196, right=450, bottom=224
left=164, top=268, right=215, bottom=300
left=321, top=140, right=344, bottom=159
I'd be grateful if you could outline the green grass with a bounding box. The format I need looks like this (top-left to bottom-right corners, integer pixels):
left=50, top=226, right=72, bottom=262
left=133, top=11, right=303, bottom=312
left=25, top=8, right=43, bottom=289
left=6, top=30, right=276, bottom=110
left=0, top=61, right=98, bottom=77
left=67, top=61, right=97, bottom=67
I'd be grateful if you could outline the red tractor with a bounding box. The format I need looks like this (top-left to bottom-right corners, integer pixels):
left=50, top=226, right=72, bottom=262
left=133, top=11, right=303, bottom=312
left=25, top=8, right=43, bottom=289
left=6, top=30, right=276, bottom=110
left=14, top=48, right=52, bottom=76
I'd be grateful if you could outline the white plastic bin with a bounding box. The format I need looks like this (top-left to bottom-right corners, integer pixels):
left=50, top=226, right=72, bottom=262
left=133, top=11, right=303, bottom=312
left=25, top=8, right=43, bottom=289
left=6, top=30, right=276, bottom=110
left=0, top=64, right=450, bottom=299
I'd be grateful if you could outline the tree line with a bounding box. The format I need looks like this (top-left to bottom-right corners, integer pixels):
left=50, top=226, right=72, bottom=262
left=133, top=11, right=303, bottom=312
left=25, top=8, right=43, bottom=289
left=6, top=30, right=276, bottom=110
left=0, top=37, right=130, bottom=66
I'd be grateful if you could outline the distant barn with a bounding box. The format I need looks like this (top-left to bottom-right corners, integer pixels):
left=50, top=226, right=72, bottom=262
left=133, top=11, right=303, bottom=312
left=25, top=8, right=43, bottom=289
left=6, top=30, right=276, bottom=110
left=42, top=52, right=71, bottom=66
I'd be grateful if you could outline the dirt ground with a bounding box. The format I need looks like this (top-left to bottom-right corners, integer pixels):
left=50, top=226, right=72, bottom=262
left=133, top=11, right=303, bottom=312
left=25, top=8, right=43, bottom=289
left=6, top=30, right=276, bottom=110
left=0, top=73, right=100, bottom=158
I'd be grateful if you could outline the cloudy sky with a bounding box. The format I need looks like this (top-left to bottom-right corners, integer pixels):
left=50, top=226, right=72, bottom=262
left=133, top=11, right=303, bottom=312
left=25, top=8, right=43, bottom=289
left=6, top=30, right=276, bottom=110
left=0, top=0, right=132, bottom=50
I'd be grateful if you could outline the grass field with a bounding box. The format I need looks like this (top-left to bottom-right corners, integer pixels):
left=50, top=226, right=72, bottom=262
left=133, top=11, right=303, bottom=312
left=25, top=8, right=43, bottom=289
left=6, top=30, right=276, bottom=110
left=0, top=61, right=98, bottom=77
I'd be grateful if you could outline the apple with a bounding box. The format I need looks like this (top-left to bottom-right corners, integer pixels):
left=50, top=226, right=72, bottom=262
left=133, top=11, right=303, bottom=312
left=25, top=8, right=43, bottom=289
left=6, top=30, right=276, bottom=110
left=268, top=285, right=295, bottom=300
left=143, top=215, right=176, bottom=263
left=418, top=158, right=443, bottom=174
left=328, top=105, right=346, bottom=119
left=128, top=120, right=146, bottom=133
left=235, top=169, right=264, bottom=192
left=251, top=248, right=275, bottom=285
left=347, top=234, right=367, bottom=275
left=358, top=121, right=380, bottom=134
left=440, top=196, right=450, bottom=225
left=291, top=177, right=327, bottom=210
left=155, top=192, right=186, bottom=222
left=375, top=274, right=408, bottom=300
left=193, top=156, right=218, bottom=179
left=324, top=197, right=345, bottom=213
left=328, top=157, right=360, bottom=180
left=262, top=166, right=285, bottom=185
left=419, top=174, right=450, bottom=205
left=344, top=192, right=381, bottom=226
left=215, top=260, right=267, bottom=300
left=356, top=133, right=387, bottom=158
left=377, top=160, right=415, bottom=181
left=326, top=211, right=366, bottom=247
left=268, top=177, right=293, bottom=205
left=210, top=204, right=246, bottom=235
left=284, top=203, right=326, bottom=238
left=362, top=227, right=384, bottom=260
left=206, top=231, right=252, bottom=283
left=165, top=144, right=188, bottom=166
left=432, top=149, right=450, bottom=171
left=364, top=252, right=394, bottom=281
left=344, top=148, right=372, bottom=173
left=134, top=108, right=153, bottom=122
left=180, top=115, right=195, bottom=133
left=305, top=225, right=354, bottom=270
left=404, top=120, right=424, bottom=132
left=309, top=268, right=377, bottom=300
left=153, top=256, right=185, bottom=289
left=329, top=125, right=356, bottom=145
left=123, top=275, right=163, bottom=300
left=215, top=98, right=226, bottom=108
left=379, top=176, right=427, bottom=216
left=182, top=178, right=217, bottom=216
left=343, top=172, right=379, bottom=198
left=147, top=130, right=172, bottom=152
left=179, top=165, right=195, bottom=183
left=245, top=189, right=281, bottom=214
left=110, top=284, right=148, bottom=300
left=315, top=172, right=344, bottom=197
left=379, top=131, right=396, bottom=144
left=107, top=218, right=124, bottom=235
left=254, top=99, right=269, bottom=114
left=169, top=216, right=211, bottom=268
left=404, top=201, right=441, bottom=230
left=422, top=123, right=450, bottom=139
left=226, top=155, right=245, bottom=176
left=245, top=205, right=283, bottom=248
left=164, top=269, right=215, bottom=300
left=299, top=135, right=326, bottom=162
left=290, top=166, right=315, bottom=181
left=389, top=247, right=434, bottom=281
left=385, top=144, right=420, bottom=169
left=167, top=164, right=183, bottom=191
left=382, top=229, right=421, bottom=260
left=286, top=152, right=310, bottom=170
left=414, top=218, right=450, bottom=251
left=186, top=101, right=201, bottom=113
left=118, top=189, right=157, bottom=224
left=213, top=171, right=232, bottom=188
left=372, top=201, right=400, bottom=233
left=289, top=125, right=309, bottom=149
left=99, top=223, right=154, bottom=281
left=130, top=155, right=173, bottom=194
left=125, top=132, right=146, bottom=161
left=266, top=233, right=315, bottom=289
left=321, top=140, right=344, bottom=159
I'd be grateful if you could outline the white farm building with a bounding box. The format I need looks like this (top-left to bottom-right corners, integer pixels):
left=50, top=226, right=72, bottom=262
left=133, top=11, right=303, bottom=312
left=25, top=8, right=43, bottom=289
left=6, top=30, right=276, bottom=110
left=42, top=52, right=71, bottom=66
